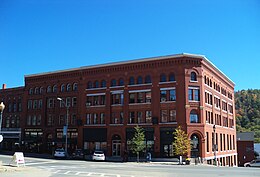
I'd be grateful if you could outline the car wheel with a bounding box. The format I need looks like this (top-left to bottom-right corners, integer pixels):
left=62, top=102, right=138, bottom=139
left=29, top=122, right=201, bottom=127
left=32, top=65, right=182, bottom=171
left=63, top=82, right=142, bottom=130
left=246, top=164, right=250, bottom=167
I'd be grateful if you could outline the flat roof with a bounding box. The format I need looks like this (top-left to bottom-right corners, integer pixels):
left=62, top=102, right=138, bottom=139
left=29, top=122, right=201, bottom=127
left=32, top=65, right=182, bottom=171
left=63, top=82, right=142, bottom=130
left=25, top=53, right=235, bottom=85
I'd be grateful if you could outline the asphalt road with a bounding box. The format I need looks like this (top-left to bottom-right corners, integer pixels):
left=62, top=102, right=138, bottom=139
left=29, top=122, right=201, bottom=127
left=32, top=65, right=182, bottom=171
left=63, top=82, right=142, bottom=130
left=1, top=154, right=260, bottom=177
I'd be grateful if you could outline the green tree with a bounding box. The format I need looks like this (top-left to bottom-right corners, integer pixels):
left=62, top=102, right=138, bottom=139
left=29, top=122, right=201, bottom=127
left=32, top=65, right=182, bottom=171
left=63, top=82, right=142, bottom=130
left=130, top=126, right=146, bottom=162
left=172, top=126, right=191, bottom=164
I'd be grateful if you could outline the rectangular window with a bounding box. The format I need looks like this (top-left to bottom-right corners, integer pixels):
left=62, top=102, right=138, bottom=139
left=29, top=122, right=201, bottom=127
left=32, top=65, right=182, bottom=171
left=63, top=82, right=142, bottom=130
left=37, top=115, right=41, bottom=126
left=101, top=95, right=106, bottom=105
left=93, top=96, right=99, bottom=105
left=188, top=89, right=193, bottom=101
left=28, top=100, right=32, bottom=109
left=100, top=113, right=105, bottom=124
left=145, top=91, right=152, bottom=103
left=72, top=97, right=77, bottom=107
left=32, top=115, right=37, bottom=126
left=86, top=114, right=91, bottom=124
left=18, top=102, right=22, bottom=112
left=27, top=115, right=31, bottom=125
left=33, top=100, right=38, bottom=109
left=129, top=93, right=135, bottom=103
left=120, top=112, right=124, bottom=124
left=137, top=111, right=143, bottom=123
left=38, top=100, right=43, bottom=109
left=112, top=93, right=124, bottom=105
left=129, top=111, right=135, bottom=124
left=160, top=90, right=167, bottom=102
left=48, top=98, right=54, bottom=108
left=169, top=89, right=176, bottom=101
left=13, top=103, right=17, bottom=112
left=93, top=113, right=98, bottom=124
left=66, top=97, right=71, bottom=107
left=86, top=96, right=92, bottom=106
left=137, top=93, right=144, bottom=103
left=161, top=110, right=168, bottom=123
left=220, top=133, right=223, bottom=151
left=194, top=89, right=200, bottom=101
left=169, top=110, right=176, bottom=122
left=206, top=132, right=209, bottom=152
left=145, top=111, right=152, bottom=123
left=112, top=112, right=117, bottom=124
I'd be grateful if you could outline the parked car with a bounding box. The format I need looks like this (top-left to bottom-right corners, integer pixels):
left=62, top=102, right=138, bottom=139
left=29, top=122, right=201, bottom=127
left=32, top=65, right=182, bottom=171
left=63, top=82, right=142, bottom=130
left=72, top=149, right=84, bottom=159
left=54, top=148, right=66, bottom=158
left=92, top=150, right=105, bottom=161
left=244, top=159, right=260, bottom=167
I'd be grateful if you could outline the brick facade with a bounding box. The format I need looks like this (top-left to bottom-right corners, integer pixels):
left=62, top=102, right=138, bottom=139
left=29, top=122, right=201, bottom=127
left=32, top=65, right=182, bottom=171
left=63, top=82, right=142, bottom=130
left=0, top=53, right=237, bottom=166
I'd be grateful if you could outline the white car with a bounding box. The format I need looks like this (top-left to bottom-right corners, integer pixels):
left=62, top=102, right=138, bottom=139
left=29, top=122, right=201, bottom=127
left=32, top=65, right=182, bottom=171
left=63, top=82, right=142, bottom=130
left=54, top=148, right=66, bottom=158
left=92, top=151, right=105, bottom=161
left=244, top=159, right=260, bottom=167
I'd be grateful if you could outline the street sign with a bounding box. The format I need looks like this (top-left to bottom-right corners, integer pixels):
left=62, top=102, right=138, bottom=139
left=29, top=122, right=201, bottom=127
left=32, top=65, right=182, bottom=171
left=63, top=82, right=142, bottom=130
left=0, top=135, right=3, bottom=142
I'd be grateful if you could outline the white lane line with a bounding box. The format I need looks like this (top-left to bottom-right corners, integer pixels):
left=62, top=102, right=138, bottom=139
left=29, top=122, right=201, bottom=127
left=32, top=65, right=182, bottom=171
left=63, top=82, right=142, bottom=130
left=25, top=161, right=57, bottom=166
left=64, top=171, right=71, bottom=174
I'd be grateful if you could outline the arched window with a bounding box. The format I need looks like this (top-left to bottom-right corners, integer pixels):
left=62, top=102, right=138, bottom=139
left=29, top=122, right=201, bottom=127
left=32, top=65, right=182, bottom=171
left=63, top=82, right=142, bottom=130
left=29, top=88, right=33, bottom=95
left=111, top=79, right=117, bottom=87
left=190, top=110, right=199, bottom=123
left=53, top=85, right=57, bottom=93
left=73, top=83, right=78, bottom=91
left=160, top=74, right=167, bottom=82
left=87, top=81, right=93, bottom=89
left=94, top=80, right=99, bottom=88
left=101, top=80, right=106, bottom=88
left=190, top=72, right=197, bottom=81
left=34, top=87, right=39, bottom=94
left=129, top=77, right=135, bottom=85
left=137, top=76, right=143, bottom=84
left=145, top=75, right=151, bottom=84
left=61, top=84, right=65, bottom=92
left=169, top=73, right=175, bottom=82
left=47, top=86, right=52, bottom=93
left=119, top=78, right=124, bottom=86
left=39, top=87, right=44, bottom=94
left=67, top=84, right=71, bottom=91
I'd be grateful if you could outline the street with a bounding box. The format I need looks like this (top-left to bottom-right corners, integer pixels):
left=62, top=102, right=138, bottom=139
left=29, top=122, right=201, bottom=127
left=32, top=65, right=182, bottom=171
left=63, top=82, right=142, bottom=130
left=1, top=154, right=260, bottom=177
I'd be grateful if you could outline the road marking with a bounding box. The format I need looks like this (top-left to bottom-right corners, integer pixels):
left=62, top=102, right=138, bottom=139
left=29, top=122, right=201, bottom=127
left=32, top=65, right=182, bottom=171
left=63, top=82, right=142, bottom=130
left=25, top=161, right=56, bottom=166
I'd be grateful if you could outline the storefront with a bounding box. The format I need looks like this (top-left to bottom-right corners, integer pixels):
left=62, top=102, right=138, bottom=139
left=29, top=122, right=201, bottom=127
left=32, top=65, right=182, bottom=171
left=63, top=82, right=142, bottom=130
left=23, top=128, right=43, bottom=153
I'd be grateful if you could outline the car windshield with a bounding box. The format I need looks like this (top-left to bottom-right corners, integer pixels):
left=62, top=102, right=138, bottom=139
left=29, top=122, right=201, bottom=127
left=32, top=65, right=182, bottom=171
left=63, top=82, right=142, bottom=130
left=56, top=149, right=65, bottom=152
left=94, top=151, right=104, bottom=154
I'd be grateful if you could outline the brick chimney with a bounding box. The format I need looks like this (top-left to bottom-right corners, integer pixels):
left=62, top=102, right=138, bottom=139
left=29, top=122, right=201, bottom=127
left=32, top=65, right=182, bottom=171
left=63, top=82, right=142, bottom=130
left=2, top=84, right=6, bottom=89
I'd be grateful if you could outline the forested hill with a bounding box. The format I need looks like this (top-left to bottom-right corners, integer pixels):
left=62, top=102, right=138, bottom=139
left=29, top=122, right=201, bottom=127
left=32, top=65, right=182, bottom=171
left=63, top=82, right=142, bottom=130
left=235, top=89, right=260, bottom=143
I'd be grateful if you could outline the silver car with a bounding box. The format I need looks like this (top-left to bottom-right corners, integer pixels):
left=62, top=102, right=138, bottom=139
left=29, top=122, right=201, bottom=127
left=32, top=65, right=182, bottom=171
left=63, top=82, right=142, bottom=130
left=244, top=159, right=260, bottom=167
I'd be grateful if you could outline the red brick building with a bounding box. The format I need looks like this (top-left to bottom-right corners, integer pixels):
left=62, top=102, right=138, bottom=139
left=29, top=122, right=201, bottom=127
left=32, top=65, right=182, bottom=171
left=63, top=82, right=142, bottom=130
left=0, top=53, right=237, bottom=166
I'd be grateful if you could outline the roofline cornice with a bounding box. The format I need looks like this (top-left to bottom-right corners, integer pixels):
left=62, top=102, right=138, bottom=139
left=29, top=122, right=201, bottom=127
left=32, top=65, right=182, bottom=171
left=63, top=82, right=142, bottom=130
left=24, top=53, right=235, bottom=86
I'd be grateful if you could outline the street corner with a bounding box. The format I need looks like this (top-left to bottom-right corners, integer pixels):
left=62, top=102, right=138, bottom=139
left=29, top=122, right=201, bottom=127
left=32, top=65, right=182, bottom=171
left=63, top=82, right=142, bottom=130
left=0, top=164, right=31, bottom=173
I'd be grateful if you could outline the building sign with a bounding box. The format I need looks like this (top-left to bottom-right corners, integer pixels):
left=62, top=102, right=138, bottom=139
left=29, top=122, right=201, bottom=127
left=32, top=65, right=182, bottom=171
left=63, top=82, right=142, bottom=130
left=25, top=128, right=42, bottom=132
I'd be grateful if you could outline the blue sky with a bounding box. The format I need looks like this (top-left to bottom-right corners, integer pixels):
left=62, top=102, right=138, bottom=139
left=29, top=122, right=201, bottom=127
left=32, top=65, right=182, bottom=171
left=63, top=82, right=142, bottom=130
left=0, top=0, right=259, bottom=91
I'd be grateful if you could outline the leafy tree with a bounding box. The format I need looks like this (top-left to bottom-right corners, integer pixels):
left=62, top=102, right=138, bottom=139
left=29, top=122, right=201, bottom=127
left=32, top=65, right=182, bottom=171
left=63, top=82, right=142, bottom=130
left=172, top=126, right=191, bottom=164
left=235, top=89, right=260, bottom=143
left=130, top=126, right=146, bottom=162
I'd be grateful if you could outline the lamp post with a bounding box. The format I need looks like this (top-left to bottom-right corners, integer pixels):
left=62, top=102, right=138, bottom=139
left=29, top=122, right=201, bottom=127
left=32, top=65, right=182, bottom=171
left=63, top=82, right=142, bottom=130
left=57, top=98, right=69, bottom=156
left=213, top=124, right=217, bottom=166
left=0, top=102, right=5, bottom=143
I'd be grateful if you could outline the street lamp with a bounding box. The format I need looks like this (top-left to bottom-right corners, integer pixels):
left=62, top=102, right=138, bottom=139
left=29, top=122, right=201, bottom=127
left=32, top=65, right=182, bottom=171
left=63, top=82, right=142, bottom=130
left=213, top=124, right=217, bottom=166
left=0, top=102, right=5, bottom=143
left=57, top=97, right=69, bottom=156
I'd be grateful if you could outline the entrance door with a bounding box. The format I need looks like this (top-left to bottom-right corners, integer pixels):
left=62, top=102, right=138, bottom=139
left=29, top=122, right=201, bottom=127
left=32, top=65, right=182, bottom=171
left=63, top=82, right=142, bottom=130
left=112, top=140, right=121, bottom=156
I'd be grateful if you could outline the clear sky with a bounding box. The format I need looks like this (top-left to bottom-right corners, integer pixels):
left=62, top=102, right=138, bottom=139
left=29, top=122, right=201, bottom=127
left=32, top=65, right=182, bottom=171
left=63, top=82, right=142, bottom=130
left=0, top=0, right=259, bottom=91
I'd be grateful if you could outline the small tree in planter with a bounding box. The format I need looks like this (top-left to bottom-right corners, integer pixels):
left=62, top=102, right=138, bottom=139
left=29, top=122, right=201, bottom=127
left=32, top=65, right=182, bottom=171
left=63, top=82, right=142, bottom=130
left=172, top=126, right=191, bottom=164
left=130, top=126, right=146, bottom=162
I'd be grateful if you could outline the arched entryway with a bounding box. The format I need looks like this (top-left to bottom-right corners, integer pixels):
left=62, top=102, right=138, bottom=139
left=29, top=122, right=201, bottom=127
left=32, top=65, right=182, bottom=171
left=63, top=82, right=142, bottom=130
left=112, top=134, right=121, bottom=157
left=190, top=134, right=200, bottom=158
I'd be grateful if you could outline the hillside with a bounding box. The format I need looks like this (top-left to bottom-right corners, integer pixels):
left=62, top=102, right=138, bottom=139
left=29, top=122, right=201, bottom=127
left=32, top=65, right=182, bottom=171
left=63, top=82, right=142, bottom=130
left=235, top=89, right=260, bottom=143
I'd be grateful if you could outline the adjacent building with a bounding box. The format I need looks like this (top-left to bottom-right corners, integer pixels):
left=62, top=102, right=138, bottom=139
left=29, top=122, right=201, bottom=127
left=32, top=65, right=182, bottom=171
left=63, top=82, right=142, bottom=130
left=0, top=53, right=237, bottom=166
